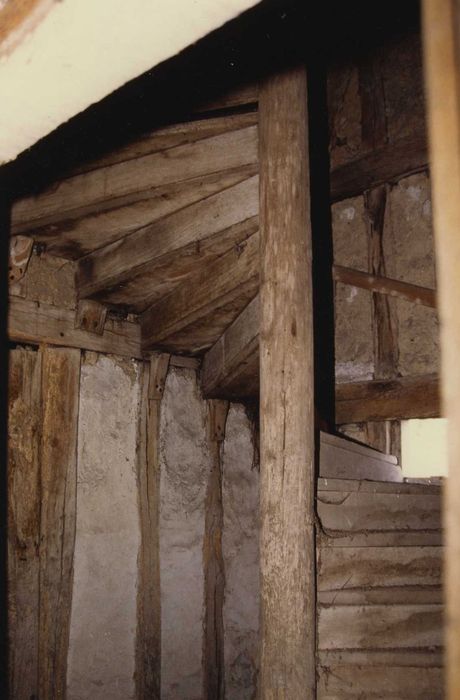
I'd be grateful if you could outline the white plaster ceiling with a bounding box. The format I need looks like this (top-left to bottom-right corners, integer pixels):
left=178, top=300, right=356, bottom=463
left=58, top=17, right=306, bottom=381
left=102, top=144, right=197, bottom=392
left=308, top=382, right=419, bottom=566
left=0, top=0, right=260, bottom=163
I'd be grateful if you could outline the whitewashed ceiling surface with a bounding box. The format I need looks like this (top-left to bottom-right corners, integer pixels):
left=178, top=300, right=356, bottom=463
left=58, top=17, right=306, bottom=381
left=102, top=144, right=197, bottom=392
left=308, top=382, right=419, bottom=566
left=0, top=0, right=260, bottom=163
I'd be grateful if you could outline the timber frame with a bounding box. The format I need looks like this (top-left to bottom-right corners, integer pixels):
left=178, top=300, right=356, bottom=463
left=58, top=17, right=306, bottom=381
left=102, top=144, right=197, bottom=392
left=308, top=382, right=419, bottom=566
left=2, top=1, right=459, bottom=698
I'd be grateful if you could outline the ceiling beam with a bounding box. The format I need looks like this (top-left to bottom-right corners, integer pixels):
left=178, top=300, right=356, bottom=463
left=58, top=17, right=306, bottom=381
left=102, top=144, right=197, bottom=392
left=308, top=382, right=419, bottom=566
left=141, top=232, right=259, bottom=354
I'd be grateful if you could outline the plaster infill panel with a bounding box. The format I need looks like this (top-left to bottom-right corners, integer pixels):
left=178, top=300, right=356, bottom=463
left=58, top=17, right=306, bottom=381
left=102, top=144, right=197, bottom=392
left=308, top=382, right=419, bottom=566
left=159, top=367, right=210, bottom=700
left=67, top=353, right=141, bottom=700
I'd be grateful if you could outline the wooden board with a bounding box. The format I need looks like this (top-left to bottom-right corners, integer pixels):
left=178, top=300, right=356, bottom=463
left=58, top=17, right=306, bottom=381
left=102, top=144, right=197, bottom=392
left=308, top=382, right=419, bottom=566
left=318, top=604, right=442, bottom=650
left=8, top=348, right=42, bottom=699
left=12, top=124, right=258, bottom=229
left=9, top=296, right=142, bottom=359
left=318, top=546, right=442, bottom=595
left=317, top=489, right=441, bottom=533
left=141, top=232, right=259, bottom=354
left=76, top=175, right=258, bottom=311
left=319, top=431, right=401, bottom=482
left=29, top=165, right=257, bottom=260
left=317, top=664, right=442, bottom=699
left=38, top=346, right=80, bottom=698
left=202, top=295, right=259, bottom=400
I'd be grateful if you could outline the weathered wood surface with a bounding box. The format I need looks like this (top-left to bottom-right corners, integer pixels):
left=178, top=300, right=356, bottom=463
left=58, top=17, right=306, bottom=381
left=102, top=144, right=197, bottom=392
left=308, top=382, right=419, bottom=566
left=12, top=124, right=258, bottom=229
left=141, top=232, right=259, bottom=353
left=319, top=431, right=401, bottom=483
left=9, top=235, right=33, bottom=283
left=423, top=2, right=460, bottom=697
left=333, top=264, right=436, bottom=308
left=330, top=135, right=428, bottom=202
left=38, top=346, right=80, bottom=698
left=335, top=373, right=441, bottom=423
left=317, top=664, right=442, bottom=699
left=318, top=546, right=442, bottom=595
left=77, top=175, right=258, bottom=311
left=318, top=604, right=442, bottom=650
left=259, top=66, right=315, bottom=698
left=74, top=299, right=107, bottom=336
left=136, top=354, right=170, bottom=700
left=8, top=348, right=42, bottom=699
left=317, top=489, right=441, bottom=533
left=201, top=295, right=259, bottom=400
left=203, top=400, right=229, bottom=700
left=27, top=165, right=257, bottom=260
left=9, top=295, right=142, bottom=358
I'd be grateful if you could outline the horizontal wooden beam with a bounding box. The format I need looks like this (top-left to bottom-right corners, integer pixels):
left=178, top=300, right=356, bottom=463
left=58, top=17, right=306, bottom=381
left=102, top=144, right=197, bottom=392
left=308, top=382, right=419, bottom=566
left=12, top=121, right=258, bottom=230
left=201, top=295, right=259, bottom=400
left=76, top=174, right=258, bottom=310
left=330, top=135, right=428, bottom=202
left=202, top=292, right=440, bottom=421
left=335, top=373, right=441, bottom=423
left=8, top=295, right=198, bottom=370
left=333, top=265, right=436, bottom=308
left=141, top=232, right=259, bottom=354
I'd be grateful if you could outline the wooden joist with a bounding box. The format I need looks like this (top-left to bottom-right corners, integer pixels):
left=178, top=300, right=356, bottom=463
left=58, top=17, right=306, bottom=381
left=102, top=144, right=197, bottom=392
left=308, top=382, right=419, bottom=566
left=141, top=233, right=259, bottom=354
left=29, top=166, right=258, bottom=260
left=333, top=264, right=436, bottom=308
left=330, top=134, right=428, bottom=202
left=201, top=295, right=259, bottom=400
left=201, top=295, right=440, bottom=421
left=76, top=175, right=258, bottom=311
left=335, top=373, right=440, bottom=423
left=12, top=123, right=258, bottom=230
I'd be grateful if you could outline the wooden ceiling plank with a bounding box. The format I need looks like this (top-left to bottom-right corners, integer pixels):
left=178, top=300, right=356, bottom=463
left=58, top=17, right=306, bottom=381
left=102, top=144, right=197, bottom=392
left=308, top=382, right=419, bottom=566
left=67, top=111, right=258, bottom=178
left=11, top=124, right=258, bottom=230
left=201, top=295, right=259, bottom=399
left=26, top=164, right=258, bottom=259
left=76, top=174, right=259, bottom=301
left=141, top=232, right=259, bottom=354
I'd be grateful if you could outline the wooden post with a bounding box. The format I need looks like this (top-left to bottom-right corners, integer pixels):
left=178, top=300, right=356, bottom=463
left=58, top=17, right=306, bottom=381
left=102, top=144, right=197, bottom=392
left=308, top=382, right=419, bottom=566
left=259, top=66, right=316, bottom=698
left=422, top=2, right=460, bottom=697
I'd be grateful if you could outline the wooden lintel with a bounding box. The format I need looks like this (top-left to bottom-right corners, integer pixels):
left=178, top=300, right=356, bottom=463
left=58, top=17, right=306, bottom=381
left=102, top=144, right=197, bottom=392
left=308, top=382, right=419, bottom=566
left=333, top=265, right=436, bottom=308
left=75, top=299, right=108, bottom=336
left=8, top=295, right=199, bottom=371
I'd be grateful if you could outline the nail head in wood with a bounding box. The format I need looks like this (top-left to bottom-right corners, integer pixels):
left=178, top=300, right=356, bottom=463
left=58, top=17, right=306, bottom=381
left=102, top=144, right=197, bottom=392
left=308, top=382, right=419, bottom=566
left=75, top=299, right=108, bottom=336
left=148, top=353, right=170, bottom=400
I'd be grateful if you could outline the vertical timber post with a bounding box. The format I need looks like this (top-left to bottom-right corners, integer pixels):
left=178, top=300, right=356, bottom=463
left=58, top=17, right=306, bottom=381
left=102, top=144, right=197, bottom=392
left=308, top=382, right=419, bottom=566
left=423, top=2, right=460, bottom=697
left=259, top=66, right=316, bottom=698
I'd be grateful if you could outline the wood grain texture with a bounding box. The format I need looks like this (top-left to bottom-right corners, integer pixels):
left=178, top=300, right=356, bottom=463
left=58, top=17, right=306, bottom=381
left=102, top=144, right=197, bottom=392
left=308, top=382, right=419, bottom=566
left=333, top=264, right=436, bottom=308
left=76, top=175, right=258, bottom=310
left=336, top=373, right=440, bottom=423
left=141, top=232, right=259, bottom=354
left=201, top=295, right=259, bottom=399
left=203, top=400, right=229, bottom=700
left=423, top=3, right=460, bottom=696
left=38, top=346, right=80, bottom=699
left=12, top=124, right=258, bottom=229
left=317, top=664, right=442, bottom=699
left=27, top=165, right=258, bottom=260
left=330, top=134, right=428, bottom=202
left=259, top=66, right=315, bottom=698
left=9, top=295, right=142, bottom=359
left=8, top=348, right=42, bottom=699
left=136, top=354, right=170, bottom=700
